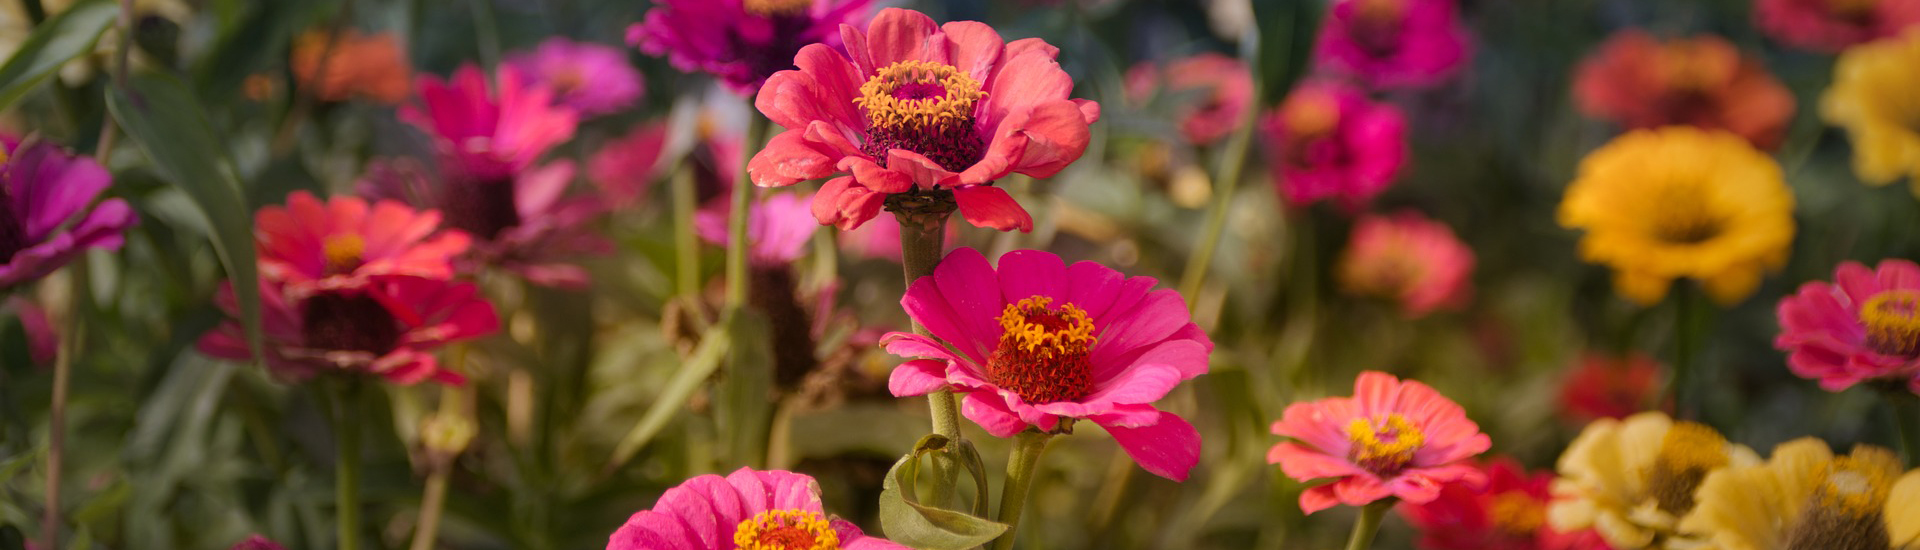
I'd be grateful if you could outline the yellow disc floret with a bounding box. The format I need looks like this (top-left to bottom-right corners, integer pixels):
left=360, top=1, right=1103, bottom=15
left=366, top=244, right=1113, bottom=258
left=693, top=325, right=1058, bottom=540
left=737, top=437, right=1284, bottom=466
left=854, top=60, right=987, bottom=135
left=323, top=234, right=367, bottom=271
left=1645, top=420, right=1731, bottom=515
left=1489, top=491, right=1546, bottom=535
left=1347, top=413, right=1425, bottom=475
left=1861, top=289, right=1920, bottom=357
left=743, top=0, right=813, bottom=16
left=997, top=296, right=1096, bottom=358
left=986, top=296, right=1098, bottom=405
left=733, top=509, right=840, bottom=550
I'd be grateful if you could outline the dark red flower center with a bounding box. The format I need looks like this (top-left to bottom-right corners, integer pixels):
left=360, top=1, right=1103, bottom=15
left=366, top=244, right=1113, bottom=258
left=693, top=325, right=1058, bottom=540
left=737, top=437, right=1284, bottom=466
left=854, top=60, right=989, bottom=172
left=986, top=295, right=1097, bottom=404
left=1345, top=413, right=1424, bottom=475
left=0, top=175, right=25, bottom=264
left=301, top=290, right=403, bottom=356
left=1860, top=289, right=1920, bottom=358
left=440, top=178, right=521, bottom=241
left=731, top=509, right=840, bottom=550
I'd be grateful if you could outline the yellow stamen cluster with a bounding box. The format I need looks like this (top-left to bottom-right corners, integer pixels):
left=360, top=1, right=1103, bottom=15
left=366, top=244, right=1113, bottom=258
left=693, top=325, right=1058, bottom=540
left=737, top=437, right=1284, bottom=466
left=1861, top=290, right=1920, bottom=357
left=743, top=0, right=814, bottom=16
left=323, top=234, right=367, bottom=270
left=732, top=509, right=840, bottom=550
left=1347, top=413, right=1425, bottom=474
left=1646, top=420, right=1731, bottom=514
left=1488, top=490, right=1546, bottom=534
left=1356, top=0, right=1408, bottom=23
left=1817, top=451, right=1899, bottom=517
left=1282, top=90, right=1341, bottom=138
left=853, top=60, right=986, bottom=134
left=997, top=296, right=1095, bottom=359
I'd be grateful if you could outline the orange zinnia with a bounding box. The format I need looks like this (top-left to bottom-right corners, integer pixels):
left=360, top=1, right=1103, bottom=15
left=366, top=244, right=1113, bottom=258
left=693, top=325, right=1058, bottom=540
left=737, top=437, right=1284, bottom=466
left=292, top=29, right=412, bottom=104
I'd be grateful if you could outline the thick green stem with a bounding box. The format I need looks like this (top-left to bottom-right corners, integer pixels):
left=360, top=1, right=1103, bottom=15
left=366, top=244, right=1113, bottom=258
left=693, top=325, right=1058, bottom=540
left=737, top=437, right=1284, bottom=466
left=726, top=115, right=771, bottom=309
left=1669, top=284, right=1701, bottom=420
left=334, top=380, right=364, bottom=550
left=1890, top=392, right=1920, bottom=467
left=671, top=166, right=700, bottom=298
left=990, top=431, right=1054, bottom=550
left=1342, top=499, right=1393, bottom=550
left=897, top=209, right=962, bottom=506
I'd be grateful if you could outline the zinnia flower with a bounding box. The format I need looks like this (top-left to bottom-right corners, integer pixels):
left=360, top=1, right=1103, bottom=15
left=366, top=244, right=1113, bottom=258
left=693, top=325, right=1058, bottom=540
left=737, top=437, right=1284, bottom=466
left=1260, top=79, right=1407, bottom=209
left=1548, top=411, right=1760, bottom=549
left=1269, top=371, right=1492, bottom=514
left=401, top=64, right=579, bottom=183
left=0, top=140, right=136, bottom=290
left=1557, top=353, right=1663, bottom=423
left=1775, top=259, right=1920, bottom=394
left=1821, top=28, right=1920, bottom=193
left=588, top=123, right=669, bottom=209
left=1756, top=0, right=1920, bottom=53
left=749, top=8, right=1103, bottom=232
left=1399, top=458, right=1612, bottom=550
left=1336, top=211, right=1474, bottom=317
left=1679, top=437, right=1920, bottom=550
left=1123, top=52, right=1256, bottom=146
left=884, top=248, right=1210, bottom=480
left=291, top=28, right=412, bottom=104
left=198, top=274, right=499, bottom=385
left=627, top=0, right=875, bottom=94
left=252, top=191, right=469, bottom=298
left=505, top=37, right=645, bottom=116
left=606, top=467, right=906, bottom=549
left=696, top=192, right=819, bottom=266
left=1557, top=127, right=1795, bottom=305
left=1572, top=30, right=1796, bottom=149
left=1311, top=0, right=1471, bottom=90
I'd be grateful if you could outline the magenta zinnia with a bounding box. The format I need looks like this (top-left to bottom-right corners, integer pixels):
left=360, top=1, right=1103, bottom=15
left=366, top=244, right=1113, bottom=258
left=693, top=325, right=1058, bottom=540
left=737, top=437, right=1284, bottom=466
left=1312, top=0, right=1471, bottom=90
left=1776, top=259, right=1920, bottom=394
left=1261, top=79, right=1408, bottom=210
left=628, top=0, right=874, bottom=94
left=884, top=248, right=1210, bottom=480
left=749, top=8, right=1102, bottom=232
left=504, top=37, right=646, bottom=116
left=1268, top=371, right=1492, bottom=514
left=606, top=468, right=906, bottom=549
left=0, top=140, right=136, bottom=289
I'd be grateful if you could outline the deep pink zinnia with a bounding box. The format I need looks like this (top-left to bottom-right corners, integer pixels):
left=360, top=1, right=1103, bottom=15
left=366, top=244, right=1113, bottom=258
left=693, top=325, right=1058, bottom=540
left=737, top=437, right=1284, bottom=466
left=0, top=140, right=136, bottom=289
left=1312, top=0, right=1471, bottom=90
left=358, top=159, right=613, bottom=288
left=1336, top=211, right=1474, bottom=317
left=1260, top=80, right=1407, bottom=210
left=627, top=0, right=875, bottom=95
left=1756, top=0, right=1920, bottom=53
left=1268, top=371, right=1492, bottom=514
left=199, top=274, right=498, bottom=385
left=505, top=37, right=646, bottom=116
left=606, top=467, right=906, bottom=549
left=1123, top=52, right=1256, bottom=146
left=253, top=191, right=469, bottom=298
left=884, top=248, right=1210, bottom=480
left=749, top=8, right=1103, bottom=232
left=588, top=123, right=669, bottom=209
left=1775, top=259, right=1920, bottom=394
left=1398, top=458, right=1612, bottom=550
left=401, top=64, right=579, bottom=183
left=695, top=192, right=820, bottom=266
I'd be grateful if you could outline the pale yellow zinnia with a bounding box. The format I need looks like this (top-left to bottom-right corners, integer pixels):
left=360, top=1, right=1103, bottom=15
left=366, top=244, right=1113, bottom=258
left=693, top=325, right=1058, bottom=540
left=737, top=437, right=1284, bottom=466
left=1679, top=437, right=1920, bottom=550
left=1549, top=411, right=1761, bottom=549
left=1820, top=28, right=1920, bottom=195
left=1558, top=127, right=1796, bottom=306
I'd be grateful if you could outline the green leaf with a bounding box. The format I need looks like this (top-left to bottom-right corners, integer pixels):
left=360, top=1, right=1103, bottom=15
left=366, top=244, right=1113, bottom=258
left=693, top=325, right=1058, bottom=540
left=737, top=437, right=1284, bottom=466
left=106, top=72, right=262, bottom=360
left=0, top=0, right=116, bottom=111
left=878, top=442, right=1009, bottom=550
left=603, top=312, right=734, bottom=475
left=717, top=307, right=775, bottom=468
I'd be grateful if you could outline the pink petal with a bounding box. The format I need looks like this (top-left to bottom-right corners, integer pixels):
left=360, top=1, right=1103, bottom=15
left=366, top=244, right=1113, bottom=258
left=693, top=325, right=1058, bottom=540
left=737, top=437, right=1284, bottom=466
left=1266, top=442, right=1364, bottom=480
left=962, top=392, right=1030, bottom=438
left=994, top=249, right=1067, bottom=305
left=1097, top=410, right=1200, bottom=481
left=607, top=510, right=701, bottom=550
left=889, top=359, right=951, bottom=396
left=952, top=185, right=1033, bottom=231
left=865, top=8, right=939, bottom=68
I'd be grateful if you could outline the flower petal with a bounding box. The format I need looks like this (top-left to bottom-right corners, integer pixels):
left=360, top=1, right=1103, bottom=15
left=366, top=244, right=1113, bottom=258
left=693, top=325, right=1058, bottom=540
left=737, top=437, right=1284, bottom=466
left=1096, top=410, right=1200, bottom=481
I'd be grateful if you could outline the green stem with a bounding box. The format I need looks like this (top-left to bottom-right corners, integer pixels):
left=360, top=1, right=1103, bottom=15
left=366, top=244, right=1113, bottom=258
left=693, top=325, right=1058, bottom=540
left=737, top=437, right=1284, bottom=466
left=1890, top=392, right=1920, bottom=467
left=41, top=264, right=86, bottom=550
left=1669, top=284, right=1700, bottom=420
left=897, top=210, right=963, bottom=506
left=990, top=431, right=1054, bottom=550
left=408, top=466, right=450, bottom=550
left=671, top=165, right=700, bottom=298
left=1342, top=498, right=1393, bottom=550
left=469, top=0, right=500, bottom=69
left=334, top=380, right=364, bottom=550
left=726, top=114, right=771, bottom=309
left=1175, top=101, right=1259, bottom=303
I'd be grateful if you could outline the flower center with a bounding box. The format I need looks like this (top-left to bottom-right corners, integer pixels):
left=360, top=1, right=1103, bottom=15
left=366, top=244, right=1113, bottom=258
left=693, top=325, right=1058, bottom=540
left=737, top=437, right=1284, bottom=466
left=300, top=291, right=403, bottom=357
left=732, top=509, right=840, bottom=550
left=853, top=60, right=988, bottom=172
left=1345, top=413, right=1424, bottom=476
left=1860, top=290, right=1920, bottom=358
left=1282, top=91, right=1341, bottom=139
left=0, top=173, right=24, bottom=264
left=1784, top=458, right=1894, bottom=550
left=1655, top=42, right=1735, bottom=92
left=1645, top=420, right=1729, bottom=515
left=1350, top=0, right=1409, bottom=54
left=550, top=67, right=586, bottom=95
left=1647, top=182, right=1725, bottom=245
left=744, top=0, right=813, bottom=16
left=440, top=178, right=521, bottom=241
left=986, top=296, right=1097, bottom=405
left=323, top=234, right=366, bottom=274
left=1824, top=0, right=1877, bottom=16
left=1488, top=490, right=1546, bottom=535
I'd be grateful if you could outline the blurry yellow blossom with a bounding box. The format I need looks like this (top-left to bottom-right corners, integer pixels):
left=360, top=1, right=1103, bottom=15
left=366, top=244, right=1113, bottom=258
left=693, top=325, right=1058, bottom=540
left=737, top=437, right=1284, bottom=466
left=1558, top=127, right=1795, bottom=306
left=1820, top=28, right=1920, bottom=195
left=1549, top=411, right=1760, bottom=549
left=1679, top=438, right=1916, bottom=550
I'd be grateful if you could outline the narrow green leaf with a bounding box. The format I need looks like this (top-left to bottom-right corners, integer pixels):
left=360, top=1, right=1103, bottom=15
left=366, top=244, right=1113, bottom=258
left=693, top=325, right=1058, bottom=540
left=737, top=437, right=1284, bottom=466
left=716, top=308, right=775, bottom=468
left=0, top=0, right=115, bottom=111
left=106, top=72, right=262, bottom=360
left=604, top=314, right=734, bottom=474
left=878, top=450, right=1008, bottom=550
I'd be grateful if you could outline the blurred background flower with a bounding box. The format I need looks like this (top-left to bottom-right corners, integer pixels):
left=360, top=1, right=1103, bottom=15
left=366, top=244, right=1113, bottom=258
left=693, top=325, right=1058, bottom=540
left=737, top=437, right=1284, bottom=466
left=1572, top=30, right=1795, bottom=149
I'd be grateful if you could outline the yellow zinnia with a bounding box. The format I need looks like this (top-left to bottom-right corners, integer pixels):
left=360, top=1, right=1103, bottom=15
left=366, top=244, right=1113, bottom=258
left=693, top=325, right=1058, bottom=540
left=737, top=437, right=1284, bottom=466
left=1548, top=411, right=1760, bottom=549
left=1820, top=28, right=1920, bottom=194
left=1679, top=437, right=1920, bottom=549
left=1558, top=127, right=1795, bottom=306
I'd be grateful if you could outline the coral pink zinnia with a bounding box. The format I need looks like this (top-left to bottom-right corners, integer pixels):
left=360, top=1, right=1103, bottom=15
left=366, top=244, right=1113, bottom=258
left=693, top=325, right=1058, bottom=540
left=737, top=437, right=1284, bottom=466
left=1572, top=30, right=1796, bottom=149
left=696, top=192, right=820, bottom=266
left=253, top=191, right=469, bottom=297
left=0, top=140, right=136, bottom=290
left=1756, top=0, right=1920, bottom=53
left=1776, top=259, right=1920, bottom=394
left=884, top=248, right=1211, bottom=480
left=1123, top=52, right=1256, bottom=147
left=1336, top=210, right=1474, bottom=317
left=1312, top=0, right=1471, bottom=90
left=606, top=467, right=906, bottom=549
left=1260, top=79, right=1408, bottom=210
left=1399, top=458, right=1613, bottom=550
left=628, top=0, right=875, bottom=95
left=401, top=64, right=579, bottom=183
left=1268, top=371, right=1492, bottom=514
left=504, top=37, right=646, bottom=116
left=749, top=8, right=1102, bottom=232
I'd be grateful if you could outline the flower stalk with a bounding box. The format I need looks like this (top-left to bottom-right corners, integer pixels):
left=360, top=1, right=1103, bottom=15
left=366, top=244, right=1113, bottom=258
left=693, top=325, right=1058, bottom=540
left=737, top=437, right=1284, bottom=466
left=726, top=114, right=772, bottom=309
left=332, top=378, right=365, bottom=550
left=894, top=202, right=963, bottom=506
left=1669, top=283, right=1703, bottom=420
left=1342, top=498, right=1394, bottom=550
left=1890, top=392, right=1920, bottom=467
left=991, top=430, right=1055, bottom=550
left=41, top=263, right=86, bottom=550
